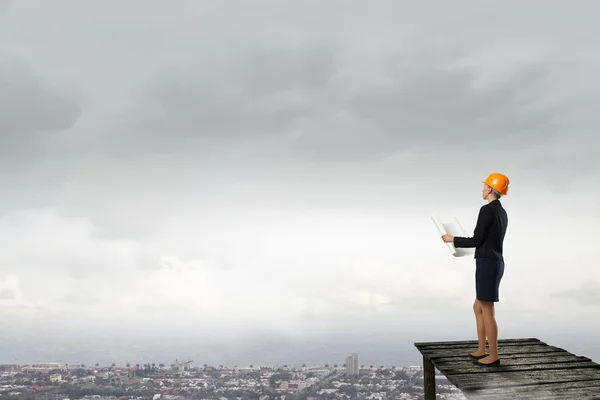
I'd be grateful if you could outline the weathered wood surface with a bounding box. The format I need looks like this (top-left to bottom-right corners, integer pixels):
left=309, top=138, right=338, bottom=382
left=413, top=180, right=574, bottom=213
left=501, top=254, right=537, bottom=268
left=415, top=338, right=600, bottom=399
left=414, top=338, right=541, bottom=347
left=417, top=339, right=549, bottom=350
left=467, top=380, right=600, bottom=399
left=421, top=345, right=565, bottom=359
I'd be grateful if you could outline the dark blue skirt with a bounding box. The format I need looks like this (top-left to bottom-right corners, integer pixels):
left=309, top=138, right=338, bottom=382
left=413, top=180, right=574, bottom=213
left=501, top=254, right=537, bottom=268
left=475, top=258, right=505, bottom=302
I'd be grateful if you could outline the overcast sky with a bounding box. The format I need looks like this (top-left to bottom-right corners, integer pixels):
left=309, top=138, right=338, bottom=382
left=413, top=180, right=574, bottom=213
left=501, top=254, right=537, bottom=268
left=1, top=0, right=600, bottom=366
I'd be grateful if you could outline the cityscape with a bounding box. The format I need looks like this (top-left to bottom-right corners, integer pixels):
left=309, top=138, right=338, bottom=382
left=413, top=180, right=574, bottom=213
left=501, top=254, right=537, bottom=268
left=0, top=353, right=466, bottom=400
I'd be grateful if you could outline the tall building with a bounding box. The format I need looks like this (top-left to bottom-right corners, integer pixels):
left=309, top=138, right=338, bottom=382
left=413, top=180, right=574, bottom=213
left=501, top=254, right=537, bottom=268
left=345, top=353, right=359, bottom=376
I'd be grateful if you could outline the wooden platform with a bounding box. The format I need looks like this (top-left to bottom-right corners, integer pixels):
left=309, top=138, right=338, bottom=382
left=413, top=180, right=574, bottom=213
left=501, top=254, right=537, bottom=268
left=414, top=338, right=600, bottom=399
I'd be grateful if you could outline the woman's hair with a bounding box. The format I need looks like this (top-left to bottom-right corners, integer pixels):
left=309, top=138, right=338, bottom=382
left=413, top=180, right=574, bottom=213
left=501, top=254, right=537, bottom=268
left=485, top=184, right=502, bottom=199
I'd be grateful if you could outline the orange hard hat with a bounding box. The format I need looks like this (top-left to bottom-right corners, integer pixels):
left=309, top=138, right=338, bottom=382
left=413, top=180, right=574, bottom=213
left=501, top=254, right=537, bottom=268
left=483, top=172, right=509, bottom=195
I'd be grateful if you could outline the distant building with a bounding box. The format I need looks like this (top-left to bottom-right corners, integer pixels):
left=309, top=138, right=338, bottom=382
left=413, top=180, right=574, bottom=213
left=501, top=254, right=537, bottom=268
left=279, top=380, right=308, bottom=393
left=0, top=365, right=21, bottom=372
left=24, top=363, right=64, bottom=372
left=345, top=353, right=359, bottom=376
left=171, top=359, right=193, bottom=372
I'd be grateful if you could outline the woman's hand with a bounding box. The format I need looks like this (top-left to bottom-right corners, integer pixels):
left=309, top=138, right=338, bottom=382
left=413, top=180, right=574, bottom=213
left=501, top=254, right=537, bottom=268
left=441, top=234, right=454, bottom=243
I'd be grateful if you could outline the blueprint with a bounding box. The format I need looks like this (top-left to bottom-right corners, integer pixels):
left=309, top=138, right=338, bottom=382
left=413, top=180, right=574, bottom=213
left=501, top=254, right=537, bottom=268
left=431, top=215, right=475, bottom=258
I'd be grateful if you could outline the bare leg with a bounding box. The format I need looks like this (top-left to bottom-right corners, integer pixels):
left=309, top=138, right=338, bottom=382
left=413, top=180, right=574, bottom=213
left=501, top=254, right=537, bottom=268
left=471, top=299, right=487, bottom=357
left=479, top=301, right=498, bottom=363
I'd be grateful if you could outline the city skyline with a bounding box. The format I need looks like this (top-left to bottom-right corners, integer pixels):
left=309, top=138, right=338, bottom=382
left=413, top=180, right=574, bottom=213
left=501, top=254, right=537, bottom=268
left=1, top=0, right=600, bottom=367
left=3, top=360, right=401, bottom=370
left=0, top=359, right=439, bottom=400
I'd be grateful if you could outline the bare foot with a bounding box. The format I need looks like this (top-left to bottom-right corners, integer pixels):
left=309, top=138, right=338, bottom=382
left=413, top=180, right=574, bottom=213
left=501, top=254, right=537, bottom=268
left=470, top=350, right=486, bottom=357
left=477, top=356, right=499, bottom=364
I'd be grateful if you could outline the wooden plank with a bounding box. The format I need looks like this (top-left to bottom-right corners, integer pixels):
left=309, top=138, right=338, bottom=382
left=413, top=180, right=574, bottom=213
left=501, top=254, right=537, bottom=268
left=435, top=355, right=591, bottom=369
left=520, top=392, right=600, bottom=400
left=422, top=345, right=566, bottom=359
left=422, top=354, right=435, bottom=400
left=448, top=368, right=600, bottom=390
left=434, top=352, right=588, bottom=363
left=415, top=338, right=540, bottom=347
left=465, top=379, right=600, bottom=399
left=469, top=389, right=600, bottom=400
left=416, top=339, right=543, bottom=350
left=420, top=342, right=550, bottom=351
left=444, top=360, right=600, bottom=375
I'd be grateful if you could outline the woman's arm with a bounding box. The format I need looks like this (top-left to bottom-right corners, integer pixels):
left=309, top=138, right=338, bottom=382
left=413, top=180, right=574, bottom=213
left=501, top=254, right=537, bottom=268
left=453, top=206, right=491, bottom=248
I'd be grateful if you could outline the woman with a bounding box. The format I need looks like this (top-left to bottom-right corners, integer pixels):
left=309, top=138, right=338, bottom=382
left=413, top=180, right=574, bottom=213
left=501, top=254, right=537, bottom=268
left=441, top=172, right=509, bottom=366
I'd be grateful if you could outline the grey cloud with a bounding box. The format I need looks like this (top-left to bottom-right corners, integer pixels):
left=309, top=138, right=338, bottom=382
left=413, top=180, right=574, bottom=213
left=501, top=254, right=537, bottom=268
left=67, top=264, right=94, bottom=280
left=0, top=3, right=596, bottom=225
left=3, top=0, right=600, bottom=167
left=101, top=45, right=337, bottom=157
left=0, top=0, right=11, bottom=15
left=0, top=250, right=119, bottom=284
left=96, top=1, right=600, bottom=175
left=51, top=156, right=215, bottom=241
left=0, top=160, right=75, bottom=216
left=550, top=280, right=600, bottom=306
left=136, top=304, right=189, bottom=314
left=116, top=43, right=567, bottom=165
left=3, top=303, right=45, bottom=311
left=136, top=252, right=162, bottom=271
left=396, top=294, right=465, bottom=310
left=150, top=46, right=336, bottom=134
left=0, top=53, right=82, bottom=152
left=0, top=288, right=15, bottom=299
left=289, top=61, right=560, bottom=161
left=57, top=291, right=101, bottom=305
left=0, top=51, right=82, bottom=214
left=516, top=132, right=600, bottom=184
left=135, top=242, right=237, bottom=271
left=137, top=253, right=230, bottom=272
